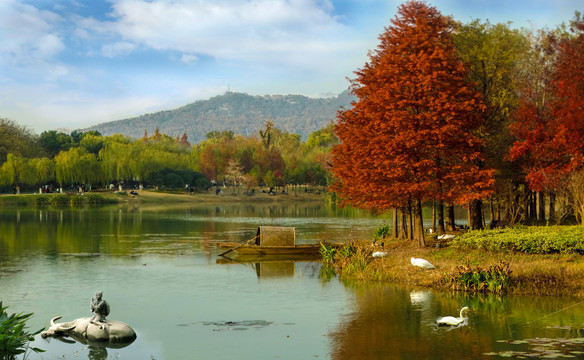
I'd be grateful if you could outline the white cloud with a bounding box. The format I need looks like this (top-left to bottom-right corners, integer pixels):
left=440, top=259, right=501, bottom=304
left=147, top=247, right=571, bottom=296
left=77, top=0, right=358, bottom=70
left=101, top=41, right=137, bottom=57
left=179, top=53, right=199, bottom=64
left=0, top=0, right=65, bottom=64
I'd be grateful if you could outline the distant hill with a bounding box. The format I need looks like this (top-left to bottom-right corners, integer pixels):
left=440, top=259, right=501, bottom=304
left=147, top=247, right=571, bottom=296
left=84, top=91, right=354, bottom=143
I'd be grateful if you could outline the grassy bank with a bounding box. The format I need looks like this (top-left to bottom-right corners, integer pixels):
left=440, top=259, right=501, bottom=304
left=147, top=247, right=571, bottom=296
left=0, top=192, right=119, bottom=206
left=0, top=188, right=327, bottom=206
left=322, top=226, right=584, bottom=298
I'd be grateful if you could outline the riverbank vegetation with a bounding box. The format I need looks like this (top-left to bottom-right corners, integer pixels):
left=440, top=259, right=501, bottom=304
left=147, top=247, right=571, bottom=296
left=321, top=225, right=584, bottom=297
left=0, top=302, right=44, bottom=359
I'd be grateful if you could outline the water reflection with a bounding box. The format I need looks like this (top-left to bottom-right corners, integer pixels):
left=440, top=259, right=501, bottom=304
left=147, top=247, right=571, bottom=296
left=329, top=284, right=584, bottom=359
left=1, top=203, right=583, bottom=359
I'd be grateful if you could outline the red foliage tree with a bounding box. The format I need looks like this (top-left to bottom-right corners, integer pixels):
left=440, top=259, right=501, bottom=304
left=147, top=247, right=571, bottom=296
left=510, top=17, right=584, bottom=192
left=331, top=0, right=494, bottom=246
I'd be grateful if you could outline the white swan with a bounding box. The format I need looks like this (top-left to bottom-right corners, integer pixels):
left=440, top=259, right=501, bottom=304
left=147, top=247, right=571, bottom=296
left=437, top=234, right=456, bottom=240
left=411, top=257, right=435, bottom=270
left=437, top=307, right=469, bottom=326
left=372, top=251, right=387, bottom=258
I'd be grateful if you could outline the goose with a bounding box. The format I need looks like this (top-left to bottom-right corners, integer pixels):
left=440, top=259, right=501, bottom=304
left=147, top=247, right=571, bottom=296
left=437, top=307, right=469, bottom=326
left=410, top=257, right=435, bottom=270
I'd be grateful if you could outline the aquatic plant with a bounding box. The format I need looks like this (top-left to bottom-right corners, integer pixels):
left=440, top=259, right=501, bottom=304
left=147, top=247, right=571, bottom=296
left=0, top=302, right=44, bottom=359
left=320, top=243, right=338, bottom=264
left=444, top=261, right=511, bottom=294
left=319, top=242, right=372, bottom=280
left=373, top=223, right=391, bottom=241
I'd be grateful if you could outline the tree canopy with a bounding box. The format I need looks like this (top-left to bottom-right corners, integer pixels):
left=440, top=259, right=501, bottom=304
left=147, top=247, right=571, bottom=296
left=331, top=0, right=494, bottom=245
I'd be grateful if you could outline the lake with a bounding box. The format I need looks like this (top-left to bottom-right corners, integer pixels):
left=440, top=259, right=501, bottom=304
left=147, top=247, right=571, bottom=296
left=1, top=202, right=583, bottom=359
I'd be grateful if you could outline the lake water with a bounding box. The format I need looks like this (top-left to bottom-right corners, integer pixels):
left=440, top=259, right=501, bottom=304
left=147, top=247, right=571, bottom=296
left=1, top=202, right=584, bottom=360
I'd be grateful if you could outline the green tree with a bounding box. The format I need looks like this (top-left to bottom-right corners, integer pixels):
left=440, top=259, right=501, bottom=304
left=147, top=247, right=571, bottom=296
left=453, top=20, right=529, bottom=226
left=0, top=118, right=41, bottom=163
left=56, top=147, right=102, bottom=188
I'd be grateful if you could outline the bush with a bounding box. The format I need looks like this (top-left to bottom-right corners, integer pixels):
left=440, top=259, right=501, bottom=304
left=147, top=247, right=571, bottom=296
left=0, top=302, right=44, bottom=359
left=31, top=195, right=50, bottom=206
left=373, top=223, right=391, bottom=241
left=444, top=262, right=511, bottom=294
left=49, top=194, right=69, bottom=207
left=70, top=194, right=86, bottom=206
left=452, top=226, right=584, bottom=254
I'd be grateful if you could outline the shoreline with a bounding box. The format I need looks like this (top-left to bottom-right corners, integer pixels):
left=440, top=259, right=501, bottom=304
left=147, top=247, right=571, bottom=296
left=2, top=190, right=583, bottom=298
left=0, top=188, right=329, bottom=205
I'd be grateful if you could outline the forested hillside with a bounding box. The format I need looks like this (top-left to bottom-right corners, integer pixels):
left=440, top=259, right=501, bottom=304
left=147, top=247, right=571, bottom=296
left=85, top=91, right=354, bottom=142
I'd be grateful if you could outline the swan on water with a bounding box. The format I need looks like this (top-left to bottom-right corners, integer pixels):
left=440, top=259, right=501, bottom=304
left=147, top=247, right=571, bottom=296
left=410, top=257, right=435, bottom=270
left=437, top=307, right=469, bottom=326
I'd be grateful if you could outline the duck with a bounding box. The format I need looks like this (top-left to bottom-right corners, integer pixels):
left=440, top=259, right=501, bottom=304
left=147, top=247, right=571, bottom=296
left=436, top=307, right=469, bottom=326
left=410, top=257, right=435, bottom=270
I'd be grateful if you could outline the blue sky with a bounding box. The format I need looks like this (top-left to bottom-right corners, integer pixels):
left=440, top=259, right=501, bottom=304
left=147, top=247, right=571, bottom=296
left=0, top=0, right=581, bottom=134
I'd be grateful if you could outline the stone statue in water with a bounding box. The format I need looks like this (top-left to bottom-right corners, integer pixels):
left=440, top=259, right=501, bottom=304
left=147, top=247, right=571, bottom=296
left=41, top=291, right=136, bottom=344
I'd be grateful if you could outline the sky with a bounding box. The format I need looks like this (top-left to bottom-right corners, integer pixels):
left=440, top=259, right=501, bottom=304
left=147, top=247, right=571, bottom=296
left=0, top=0, right=581, bottom=134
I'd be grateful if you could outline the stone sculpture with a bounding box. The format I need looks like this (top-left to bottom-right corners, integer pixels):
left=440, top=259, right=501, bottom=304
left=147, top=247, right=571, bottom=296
left=41, top=291, right=136, bottom=344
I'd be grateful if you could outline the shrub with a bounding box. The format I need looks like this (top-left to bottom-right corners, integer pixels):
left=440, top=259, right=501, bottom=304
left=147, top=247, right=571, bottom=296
left=451, top=226, right=584, bottom=254
left=49, top=194, right=69, bottom=207
left=444, top=261, right=511, bottom=294
left=373, top=223, right=391, bottom=241
left=31, top=195, right=50, bottom=206
left=70, top=194, right=86, bottom=206
left=0, top=302, right=44, bottom=359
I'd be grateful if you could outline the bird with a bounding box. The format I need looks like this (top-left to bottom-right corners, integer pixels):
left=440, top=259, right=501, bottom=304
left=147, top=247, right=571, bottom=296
left=436, top=307, right=470, bottom=326
left=411, top=257, right=435, bottom=270
left=437, top=234, right=456, bottom=240
left=372, top=251, right=387, bottom=258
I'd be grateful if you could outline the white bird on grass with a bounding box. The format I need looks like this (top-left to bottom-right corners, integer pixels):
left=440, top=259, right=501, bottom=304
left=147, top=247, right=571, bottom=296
left=372, top=251, right=388, bottom=258
left=411, top=257, right=435, bottom=270
left=436, top=307, right=470, bottom=326
left=437, top=234, right=456, bottom=240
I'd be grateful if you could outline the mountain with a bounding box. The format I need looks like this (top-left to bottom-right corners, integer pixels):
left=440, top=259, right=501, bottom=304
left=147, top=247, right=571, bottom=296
left=84, top=91, right=354, bottom=143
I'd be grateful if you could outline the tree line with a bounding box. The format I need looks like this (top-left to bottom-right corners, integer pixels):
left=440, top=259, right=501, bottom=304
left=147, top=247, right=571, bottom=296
left=331, top=0, right=584, bottom=245
left=0, top=119, right=336, bottom=194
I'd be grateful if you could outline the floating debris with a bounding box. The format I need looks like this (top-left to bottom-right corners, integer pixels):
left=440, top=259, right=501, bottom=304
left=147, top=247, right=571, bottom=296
left=486, top=337, right=584, bottom=358
left=199, top=320, right=273, bottom=331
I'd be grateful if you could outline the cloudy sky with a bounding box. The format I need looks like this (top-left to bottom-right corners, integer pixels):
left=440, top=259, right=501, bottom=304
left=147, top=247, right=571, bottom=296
left=1, top=0, right=581, bottom=134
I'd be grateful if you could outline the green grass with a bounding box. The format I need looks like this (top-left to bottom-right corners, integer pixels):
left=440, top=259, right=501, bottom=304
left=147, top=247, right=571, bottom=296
left=0, top=193, right=119, bottom=207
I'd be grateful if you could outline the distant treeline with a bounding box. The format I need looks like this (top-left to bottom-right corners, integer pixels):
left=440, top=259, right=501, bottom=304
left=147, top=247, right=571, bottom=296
left=0, top=118, right=336, bottom=194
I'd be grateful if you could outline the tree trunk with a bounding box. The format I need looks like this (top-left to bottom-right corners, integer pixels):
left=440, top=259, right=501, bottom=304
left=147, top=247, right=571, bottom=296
left=538, top=191, right=546, bottom=223
left=408, top=200, right=413, bottom=240
left=445, top=204, right=455, bottom=231
left=529, top=191, right=537, bottom=224
left=549, top=193, right=556, bottom=224
left=470, top=199, right=484, bottom=230
left=413, top=198, right=426, bottom=247
left=392, top=208, right=399, bottom=239
left=432, top=201, right=436, bottom=233
left=437, top=201, right=445, bottom=234
left=399, top=209, right=408, bottom=239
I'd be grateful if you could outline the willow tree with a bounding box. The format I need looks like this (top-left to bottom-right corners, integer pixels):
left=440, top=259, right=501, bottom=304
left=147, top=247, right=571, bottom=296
left=331, top=0, right=494, bottom=246
left=55, top=147, right=102, bottom=189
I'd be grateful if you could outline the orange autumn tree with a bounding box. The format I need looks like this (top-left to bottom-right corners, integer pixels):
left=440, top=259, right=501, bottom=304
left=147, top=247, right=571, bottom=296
left=331, top=0, right=494, bottom=246
left=510, top=16, right=584, bottom=223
